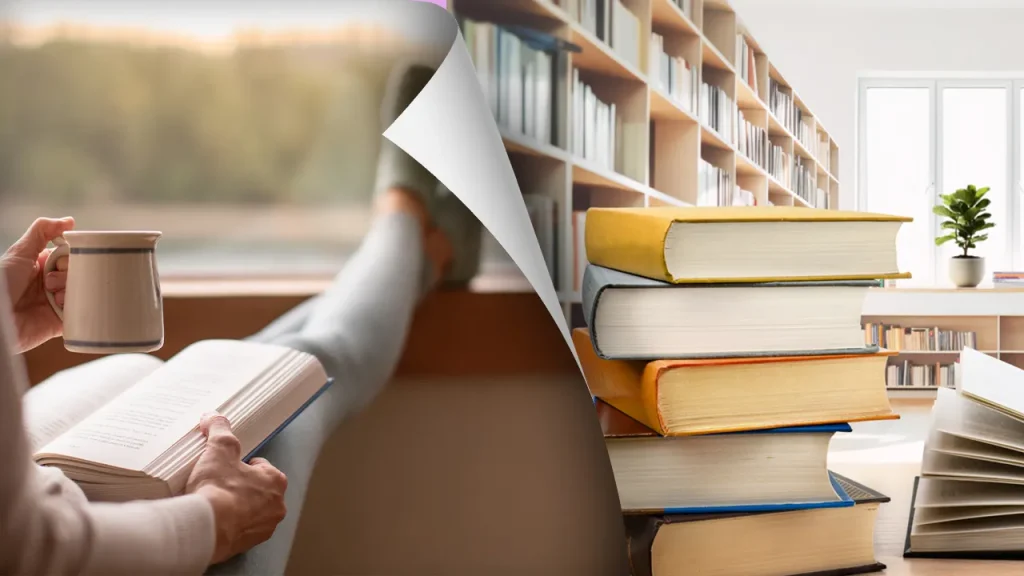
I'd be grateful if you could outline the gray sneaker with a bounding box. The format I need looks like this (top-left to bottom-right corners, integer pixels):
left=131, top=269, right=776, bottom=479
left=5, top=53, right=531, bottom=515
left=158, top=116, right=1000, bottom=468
left=375, top=61, right=482, bottom=287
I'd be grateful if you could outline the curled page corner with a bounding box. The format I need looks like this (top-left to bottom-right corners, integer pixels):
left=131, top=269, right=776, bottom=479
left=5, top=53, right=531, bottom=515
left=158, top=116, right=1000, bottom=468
left=381, top=3, right=585, bottom=378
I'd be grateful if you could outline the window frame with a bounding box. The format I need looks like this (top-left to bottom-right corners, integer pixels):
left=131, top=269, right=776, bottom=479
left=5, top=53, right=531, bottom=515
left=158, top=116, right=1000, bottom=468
left=857, top=74, right=1024, bottom=284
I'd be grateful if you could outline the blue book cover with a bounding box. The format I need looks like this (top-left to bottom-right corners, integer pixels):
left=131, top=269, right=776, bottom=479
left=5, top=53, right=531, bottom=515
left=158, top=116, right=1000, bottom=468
left=243, top=377, right=334, bottom=463
left=649, top=472, right=855, bottom=516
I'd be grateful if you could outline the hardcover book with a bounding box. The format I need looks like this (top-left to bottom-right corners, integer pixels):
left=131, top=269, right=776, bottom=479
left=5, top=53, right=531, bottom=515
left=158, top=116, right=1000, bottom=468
left=24, top=340, right=331, bottom=502
left=576, top=329, right=897, bottom=436
left=626, top=472, right=890, bottom=576
left=581, top=265, right=880, bottom=360
left=583, top=206, right=909, bottom=284
left=598, top=400, right=854, bottom=513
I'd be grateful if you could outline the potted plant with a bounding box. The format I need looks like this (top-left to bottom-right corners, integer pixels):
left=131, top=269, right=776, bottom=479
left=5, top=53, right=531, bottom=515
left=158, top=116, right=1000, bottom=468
left=934, top=184, right=995, bottom=288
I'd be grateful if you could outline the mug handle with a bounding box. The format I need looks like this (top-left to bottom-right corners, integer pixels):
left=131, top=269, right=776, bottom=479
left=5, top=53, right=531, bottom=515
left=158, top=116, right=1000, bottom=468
left=43, top=236, right=69, bottom=321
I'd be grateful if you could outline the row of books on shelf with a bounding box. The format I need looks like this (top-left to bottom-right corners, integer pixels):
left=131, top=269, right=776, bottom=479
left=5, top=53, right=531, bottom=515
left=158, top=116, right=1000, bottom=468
left=649, top=33, right=696, bottom=113
left=864, top=324, right=978, bottom=352
left=736, top=109, right=767, bottom=169
left=571, top=70, right=617, bottom=170
left=558, top=0, right=642, bottom=70
left=459, top=17, right=829, bottom=207
left=459, top=18, right=555, bottom=146
left=767, top=140, right=790, bottom=185
left=574, top=206, right=910, bottom=576
left=791, top=156, right=816, bottom=206
left=735, top=34, right=758, bottom=92
left=696, top=159, right=756, bottom=207
left=768, top=79, right=814, bottom=149
left=699, top=82, right=734, bottom=145
left=886, top=361, right=957, bottom=389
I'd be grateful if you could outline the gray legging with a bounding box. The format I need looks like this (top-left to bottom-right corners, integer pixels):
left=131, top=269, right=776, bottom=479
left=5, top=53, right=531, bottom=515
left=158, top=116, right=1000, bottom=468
left=205, top=210, right=425, bottom=575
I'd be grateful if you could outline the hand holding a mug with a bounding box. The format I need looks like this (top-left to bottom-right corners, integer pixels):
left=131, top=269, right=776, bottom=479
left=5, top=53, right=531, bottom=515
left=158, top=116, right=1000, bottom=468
left=1, top=217, right=75, bottom=354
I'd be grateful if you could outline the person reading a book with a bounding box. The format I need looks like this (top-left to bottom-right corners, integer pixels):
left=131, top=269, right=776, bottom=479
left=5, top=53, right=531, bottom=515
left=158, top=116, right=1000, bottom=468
left=0, top=63, right=480, bottom=575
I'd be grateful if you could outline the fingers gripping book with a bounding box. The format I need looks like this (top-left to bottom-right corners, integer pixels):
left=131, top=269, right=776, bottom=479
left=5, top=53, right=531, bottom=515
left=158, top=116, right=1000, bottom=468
left=22, top=340, right=331, bottom=502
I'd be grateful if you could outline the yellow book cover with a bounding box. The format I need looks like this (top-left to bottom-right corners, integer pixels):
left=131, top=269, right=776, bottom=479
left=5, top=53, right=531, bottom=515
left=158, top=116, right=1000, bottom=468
left=584, top=206, right=912, bottom=284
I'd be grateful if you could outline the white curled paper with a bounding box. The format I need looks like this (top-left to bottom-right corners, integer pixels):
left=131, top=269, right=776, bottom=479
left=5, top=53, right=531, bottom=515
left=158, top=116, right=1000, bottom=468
left=380, top=0, right=582, bottom=373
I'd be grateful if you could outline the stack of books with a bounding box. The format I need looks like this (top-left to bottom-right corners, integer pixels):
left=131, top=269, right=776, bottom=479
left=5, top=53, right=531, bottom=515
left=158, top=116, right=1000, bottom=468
left=993, top=270, right=1024, bottom=288
left=572, top=206, right=912, bottom=576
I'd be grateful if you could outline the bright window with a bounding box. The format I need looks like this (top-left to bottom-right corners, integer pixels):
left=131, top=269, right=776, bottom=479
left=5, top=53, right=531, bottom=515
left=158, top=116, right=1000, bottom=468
left=0, top=11, right=512, bottom=280
left=858, top=78, right=1021, bottom=287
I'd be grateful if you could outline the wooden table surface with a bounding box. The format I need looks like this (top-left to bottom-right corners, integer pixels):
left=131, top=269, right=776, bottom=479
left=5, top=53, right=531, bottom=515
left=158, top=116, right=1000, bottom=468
left=829, top=399, right=1019, bottom=574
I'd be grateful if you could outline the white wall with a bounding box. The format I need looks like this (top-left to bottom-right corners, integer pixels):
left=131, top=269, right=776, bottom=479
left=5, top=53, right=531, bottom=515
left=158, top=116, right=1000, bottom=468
left=730, top=0, right=1024, bottom=210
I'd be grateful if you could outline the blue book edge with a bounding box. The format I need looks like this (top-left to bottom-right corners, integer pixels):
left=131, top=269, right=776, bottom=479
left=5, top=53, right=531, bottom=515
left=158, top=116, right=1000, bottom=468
left=740, top=423, right=853, bottom=435
left=242, top=377, right=334, bottom=463
left=658, top=470, right=854, bottom=515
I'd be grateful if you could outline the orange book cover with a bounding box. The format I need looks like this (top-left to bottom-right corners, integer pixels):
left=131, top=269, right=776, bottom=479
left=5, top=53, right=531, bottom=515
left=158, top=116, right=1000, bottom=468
left=573, top=328, right=898, bottom=436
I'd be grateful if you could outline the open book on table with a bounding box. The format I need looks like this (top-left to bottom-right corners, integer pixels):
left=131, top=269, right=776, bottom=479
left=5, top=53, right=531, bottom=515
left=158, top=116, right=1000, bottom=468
left=906, top=347, right=1024, bottom=558
left=22, top=340, right=331, bottom=502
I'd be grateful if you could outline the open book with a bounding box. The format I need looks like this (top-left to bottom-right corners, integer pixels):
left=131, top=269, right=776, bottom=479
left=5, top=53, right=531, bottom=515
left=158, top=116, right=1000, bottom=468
left=22, top=340, right=330, bottom=502
left=906, top=347, right=1024, bottom=557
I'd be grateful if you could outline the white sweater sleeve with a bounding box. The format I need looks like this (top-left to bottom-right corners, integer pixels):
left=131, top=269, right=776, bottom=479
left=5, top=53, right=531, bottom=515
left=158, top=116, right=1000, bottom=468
left=0, top=274, right=216, bottom=576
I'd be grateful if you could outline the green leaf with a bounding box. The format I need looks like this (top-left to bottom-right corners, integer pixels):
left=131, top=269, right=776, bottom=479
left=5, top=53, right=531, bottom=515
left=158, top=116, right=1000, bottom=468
left=973, top=234, right=989, bottom=243
left=935, top=234, right=956, bottom=246
left=933, top=206, right=957, bottom=219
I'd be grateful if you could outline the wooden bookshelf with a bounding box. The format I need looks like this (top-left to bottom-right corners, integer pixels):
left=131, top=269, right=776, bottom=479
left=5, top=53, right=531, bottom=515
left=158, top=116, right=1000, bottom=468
left=451, top=0, right=839, bottom=302
left=863, top=313, right=1024, bottom=399
left=451, top=0, right=840, bottom=320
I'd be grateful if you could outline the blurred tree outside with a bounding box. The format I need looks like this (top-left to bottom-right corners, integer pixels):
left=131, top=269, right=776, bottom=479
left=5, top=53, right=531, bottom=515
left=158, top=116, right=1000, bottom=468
left=0, top=34, right=409, bottom=274
left=0, top=31, right=514, bottom=278
left=0, top=38, right=388, bottom=206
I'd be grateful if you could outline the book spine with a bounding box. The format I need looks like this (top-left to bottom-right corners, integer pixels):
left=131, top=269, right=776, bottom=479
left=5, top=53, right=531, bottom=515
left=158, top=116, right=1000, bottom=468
left=583, top=210, right=675, bottom=282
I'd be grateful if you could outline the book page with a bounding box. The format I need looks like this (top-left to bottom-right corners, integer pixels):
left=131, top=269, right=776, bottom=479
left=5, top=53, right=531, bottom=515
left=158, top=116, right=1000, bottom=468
left=917, top=476, right=1024, bottom=508
left=960, top=347, right=1024, bottom=420
left=35, top=340, right=292, bottom=471
left=931, top=383, right=1024, bottom=453
left=23, top=354, right=164, bottom=451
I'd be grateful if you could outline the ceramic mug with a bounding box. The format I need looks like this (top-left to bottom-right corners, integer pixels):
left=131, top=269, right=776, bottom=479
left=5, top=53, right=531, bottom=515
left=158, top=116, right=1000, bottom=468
left=44, top=231, right=164, bottom=354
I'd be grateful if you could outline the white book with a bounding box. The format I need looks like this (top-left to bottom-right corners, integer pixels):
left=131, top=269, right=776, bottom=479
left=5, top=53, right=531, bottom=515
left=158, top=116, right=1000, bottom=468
left=496, top=29, right=509, bottom=126
left=524, top=57, right=536, bottom=139
left=572, top=69, right=581, bottom=155
left=475, top=24, right=497, bottom=118
left=585, top=85, right=595, bottom=161
left=486, top=26, right=499, bottom=117
left=573, top=211, right=588, bottom=291
left=523, top=194, right=557, bottom=281
left=27, top=340, right=330, bottom=502
left=508, top=33, right=524, bottom=134
left=534, top=52, right=551, bottom=144
left=606, top=101, right=614, bottom=170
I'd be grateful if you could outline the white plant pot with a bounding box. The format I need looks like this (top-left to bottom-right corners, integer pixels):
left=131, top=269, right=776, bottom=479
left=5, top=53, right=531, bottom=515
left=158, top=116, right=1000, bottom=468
left=949, top=256, right=985, bottom=288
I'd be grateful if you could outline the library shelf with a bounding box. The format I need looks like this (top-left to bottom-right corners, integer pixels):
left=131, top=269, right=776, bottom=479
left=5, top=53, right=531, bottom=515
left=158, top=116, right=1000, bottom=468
left=451, top=0, right=842, bottom=319
left=863, top=310, right=1024, bottom=397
